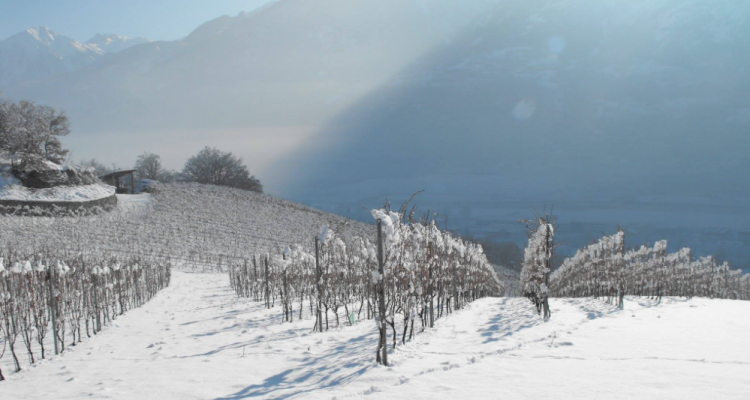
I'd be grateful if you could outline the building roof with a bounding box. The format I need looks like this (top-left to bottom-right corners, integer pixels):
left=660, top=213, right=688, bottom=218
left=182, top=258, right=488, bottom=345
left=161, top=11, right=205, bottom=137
left=98, top=170, right=137, bottom=180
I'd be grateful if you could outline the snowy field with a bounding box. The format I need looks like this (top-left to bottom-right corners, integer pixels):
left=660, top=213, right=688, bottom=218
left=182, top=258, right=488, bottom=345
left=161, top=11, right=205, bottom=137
left=115, top=192, right=152, bottom=210
left=3, top=270, right=748, bottom=400
left=0, top=184, right=374, bottom=267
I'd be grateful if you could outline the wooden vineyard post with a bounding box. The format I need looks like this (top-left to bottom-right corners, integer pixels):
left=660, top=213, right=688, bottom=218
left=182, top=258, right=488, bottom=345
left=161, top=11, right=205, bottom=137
left=253, top=255, right=258, bottom=302
left=48, top=265, right=59, bottom=355
left=283, top=269, right=290, bottom=322
left=542, top=223, right=552, bottom=319
left=282, top=250, right=290, bottom=322
left=94, top=274, right=101, bottom=332
left=376, top=219, right=388, bottom=366
left=452, top=252, right=458, bottom=314
left=315, top=236, right=323, bottom=332
left=429, top=244, right=435, bottom=329
left=264, top=255, right=270, bottom=309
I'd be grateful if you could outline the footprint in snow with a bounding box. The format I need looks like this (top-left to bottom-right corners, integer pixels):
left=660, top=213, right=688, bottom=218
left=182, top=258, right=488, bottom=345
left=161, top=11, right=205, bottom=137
left=363, top=386, right=380, bottom=395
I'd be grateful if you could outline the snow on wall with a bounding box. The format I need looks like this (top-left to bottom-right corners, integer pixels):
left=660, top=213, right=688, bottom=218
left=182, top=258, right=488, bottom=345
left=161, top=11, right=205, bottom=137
left=0, top=182, right=115, bottom=202
left=0, top=163, right=115, bottom=202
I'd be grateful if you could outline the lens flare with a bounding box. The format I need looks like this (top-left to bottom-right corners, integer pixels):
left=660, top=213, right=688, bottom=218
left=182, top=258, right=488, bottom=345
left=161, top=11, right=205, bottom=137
left=548, top=36, right=566, bottom=54
left=512, top=98, right=537, bottom=120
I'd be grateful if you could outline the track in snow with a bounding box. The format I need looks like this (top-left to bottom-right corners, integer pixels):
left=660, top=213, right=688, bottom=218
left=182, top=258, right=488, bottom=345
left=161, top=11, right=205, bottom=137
left=4, top=271, right=749, bottom=399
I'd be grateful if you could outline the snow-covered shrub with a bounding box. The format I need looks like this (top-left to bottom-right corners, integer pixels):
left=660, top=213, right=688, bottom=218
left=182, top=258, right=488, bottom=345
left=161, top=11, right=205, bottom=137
left=549, top=231, right=750, bottom=304
left=228, top=209, right=504, bottom=363
left=0, top=246, right=171, bottom=377
left=520, top=216, right=555, bottom=318
left=136, top=179, right=158, bottom=193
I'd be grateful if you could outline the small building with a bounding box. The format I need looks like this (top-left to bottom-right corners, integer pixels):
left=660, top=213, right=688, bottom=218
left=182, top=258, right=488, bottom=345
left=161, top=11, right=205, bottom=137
left=99, top=170, right=137, bottom=194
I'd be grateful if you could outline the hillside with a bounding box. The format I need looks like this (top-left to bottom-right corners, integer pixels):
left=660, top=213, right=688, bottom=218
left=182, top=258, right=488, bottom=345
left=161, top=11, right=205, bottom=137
left=0, top=183, right=375, bottom=266
left=2, top=270, right=748, bottom=399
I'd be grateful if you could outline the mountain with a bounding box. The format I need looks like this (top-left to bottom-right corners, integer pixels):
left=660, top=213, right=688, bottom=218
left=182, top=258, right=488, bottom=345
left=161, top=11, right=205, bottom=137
left=0, top=27, right=98, bottom=86
left=86, top=33, right=151, bottom=54
left=1, top=0, right=749, bottom=266
left=276, top=1, right=750, bottom=196
left=0, top=26, right=150, bottom=87
left=268, top=0, right=750, bottom=266
left=0, top=0, right=501, bottom=168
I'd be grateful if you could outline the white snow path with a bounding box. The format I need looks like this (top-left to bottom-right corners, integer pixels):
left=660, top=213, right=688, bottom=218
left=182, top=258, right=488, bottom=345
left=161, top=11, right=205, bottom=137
left=2, top=271, right=380, bottom=399
left=4, top=271, right=750, bottom=399
left=116, top=193, right=152, bottom=210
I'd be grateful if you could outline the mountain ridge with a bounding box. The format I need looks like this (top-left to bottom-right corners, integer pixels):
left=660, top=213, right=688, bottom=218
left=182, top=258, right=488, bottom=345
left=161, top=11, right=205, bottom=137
left=0, top=26, right=150, bottom=87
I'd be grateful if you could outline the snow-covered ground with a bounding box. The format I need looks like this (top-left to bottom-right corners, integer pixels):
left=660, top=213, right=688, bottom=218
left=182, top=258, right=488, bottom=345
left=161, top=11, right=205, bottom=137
left=0, top=159, right=115, bottom=202
left=0, top=183, right=374, bottom=266
left=116, top=193, right=152, bottom=210
left=0, top=164, right=115, bottom=202
left=3, top=271, right=748, bottom=399
left=0, top=182, right=114, bottom=202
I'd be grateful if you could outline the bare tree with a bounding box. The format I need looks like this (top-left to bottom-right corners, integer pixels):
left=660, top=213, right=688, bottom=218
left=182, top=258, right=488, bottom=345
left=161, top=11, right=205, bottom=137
left=157, top=169, right=180, bottom=183
left=78, top=158, right=112, bottom=177
left=134, top=152, right=163, bottom=180
left=182, top=147, right=262, bottom=192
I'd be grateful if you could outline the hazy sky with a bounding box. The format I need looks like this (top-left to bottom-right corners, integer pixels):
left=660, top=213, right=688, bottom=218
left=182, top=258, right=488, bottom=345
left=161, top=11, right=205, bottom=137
left=0, top=0, right=275, bottom=42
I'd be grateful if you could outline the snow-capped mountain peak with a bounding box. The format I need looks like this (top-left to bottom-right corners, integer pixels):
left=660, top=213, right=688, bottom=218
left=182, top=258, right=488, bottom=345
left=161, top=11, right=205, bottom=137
left=86, top=33, right=151, bottom=54
left=25, top=26, right=58, bottom=43
left=8, top=26, right=94, bottom=57
left=0, top=26, right=151, bottom=86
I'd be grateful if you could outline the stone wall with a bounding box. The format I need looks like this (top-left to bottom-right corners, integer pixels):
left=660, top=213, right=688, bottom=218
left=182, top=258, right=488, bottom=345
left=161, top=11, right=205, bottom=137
left=0, top=194, right=118, bottom=216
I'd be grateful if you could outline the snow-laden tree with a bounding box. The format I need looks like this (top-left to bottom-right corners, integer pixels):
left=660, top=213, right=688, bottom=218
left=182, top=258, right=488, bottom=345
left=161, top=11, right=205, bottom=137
left=182, top=147, right=262, bottom=192
left=549, top=231, right=750, bottom=304
left=134, top=152, right=163, bottom=180
left=520, top=216, right=555, bottom=319
left=0, top=99, right=70, bottom=166
left=77, top=158, right=112, bottom=177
